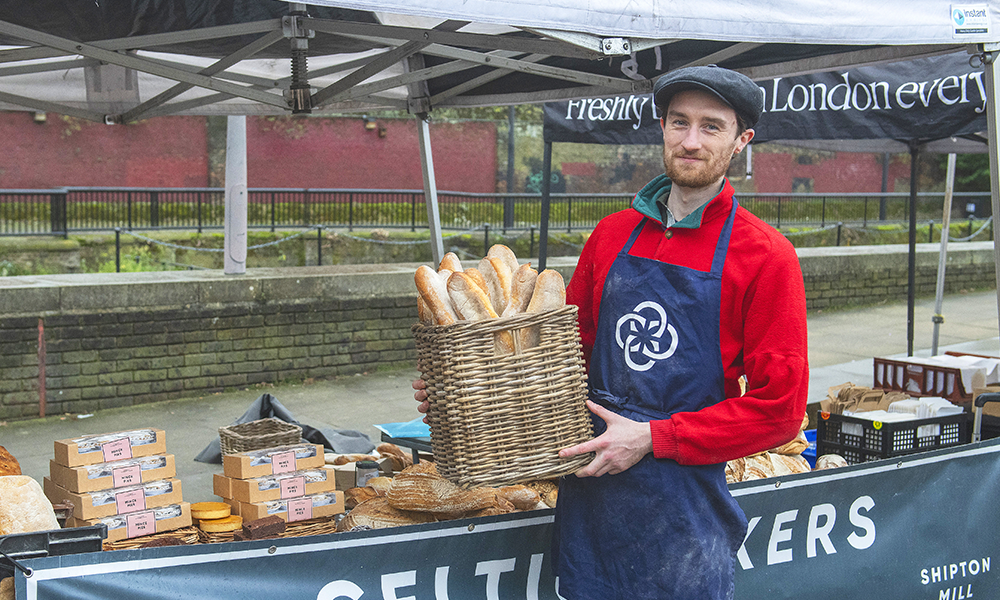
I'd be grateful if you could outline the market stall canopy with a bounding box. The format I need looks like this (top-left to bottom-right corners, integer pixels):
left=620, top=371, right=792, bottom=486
left=0, top=1, right=998, bottom=123
left=543, top=52, right=990, bottom=154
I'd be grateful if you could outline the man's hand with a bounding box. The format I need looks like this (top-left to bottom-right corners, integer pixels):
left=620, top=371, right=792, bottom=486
left=412, top=379, right=430, bottom=423
left=559, top=400, right=653, bottom=477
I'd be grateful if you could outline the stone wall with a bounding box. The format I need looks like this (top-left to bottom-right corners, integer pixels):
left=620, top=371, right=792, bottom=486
left=0, top=243, right=996, bottom=421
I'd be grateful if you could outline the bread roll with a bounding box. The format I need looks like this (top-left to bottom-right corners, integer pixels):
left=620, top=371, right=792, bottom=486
left=771, top=429, right=809, bottom=455
left=487, top=244, right=519, bottom=276
left=415, top=265, right=458, bottom=326
left=0, top=476, right=60, bottom=536
left=501, top=264, right=538, bottom=317
left=816, top=454, right=848, bottom=470
left=0, top=445, right=21, bottom=476
left=439, top=252, right=464, bottom=273
left=478, top=257, right=513, bottom=315
left=518, top=269, right=566, bottom=349
left=345, top=486, right=380, bottom=509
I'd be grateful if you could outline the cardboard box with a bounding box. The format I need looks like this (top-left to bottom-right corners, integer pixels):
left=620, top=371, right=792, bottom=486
left=53, top=428, right=167, bottom=467
left=973, top=385, right=1000, bottom=418
left=213, top=473, right=232, bottom=499
left=224, top=468, right=336, bottom=504
left=235, top=491, right=344, bottom=523
left=222, top=444, right=325, bottom=480
left=67, top=502, right=191, bottom=543
left=44, top=476, right=183, bottom=521
left=327, top=458, right=394, bottom=491
left=49, top=454, right=176, bottom=494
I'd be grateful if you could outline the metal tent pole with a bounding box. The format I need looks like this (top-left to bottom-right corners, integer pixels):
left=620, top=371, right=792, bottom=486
left=984, top=46, right=1000, bottom=350
left=906, top=141, right=918, bottom=356
left=930, top=153, right=957, bottom=356
left=224, top=115, right=247, bottom=275
left=417, top=115, right=445, bottom=267
left=538, top=141, right=553, bottom=271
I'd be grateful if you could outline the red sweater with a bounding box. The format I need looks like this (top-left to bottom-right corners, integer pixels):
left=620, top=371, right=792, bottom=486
left=566, top=179, right=809, bottom=466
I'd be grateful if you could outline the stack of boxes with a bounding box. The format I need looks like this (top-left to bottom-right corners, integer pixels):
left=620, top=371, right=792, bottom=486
left=43, top=428, right=192, bottom=542
left=213, top=443, right=345, bottom=523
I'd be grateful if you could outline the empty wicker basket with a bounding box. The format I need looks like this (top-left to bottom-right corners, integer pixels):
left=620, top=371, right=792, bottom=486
left=412, top=305, right=594, bottom=489
left=219, top=418, right=303, bottom=456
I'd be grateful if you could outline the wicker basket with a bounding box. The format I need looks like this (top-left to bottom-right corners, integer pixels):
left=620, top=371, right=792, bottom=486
left=412, top=305, right=594, bottom=489
left=219, top=418, right=303, bottom=456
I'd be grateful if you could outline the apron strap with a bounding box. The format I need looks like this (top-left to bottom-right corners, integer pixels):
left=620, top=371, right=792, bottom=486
left=621, top=217, right=648, bottom=255
left=708, top=198, right=738, bottom=276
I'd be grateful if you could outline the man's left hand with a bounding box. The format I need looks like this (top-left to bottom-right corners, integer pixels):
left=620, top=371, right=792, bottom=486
left=559, top=400, right=653, bottom=477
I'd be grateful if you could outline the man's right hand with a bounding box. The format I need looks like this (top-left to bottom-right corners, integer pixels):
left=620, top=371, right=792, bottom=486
left=412, top=379, right=430, bottom=423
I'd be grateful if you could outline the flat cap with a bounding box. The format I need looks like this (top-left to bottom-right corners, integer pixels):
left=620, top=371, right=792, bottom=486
left=653, top=65, right=763, bottom=128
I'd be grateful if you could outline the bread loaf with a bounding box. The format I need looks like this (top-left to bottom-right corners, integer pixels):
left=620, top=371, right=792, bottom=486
left=0, top=476, right=60, bottom=536
left=415, top=265, right=458, bottom=326
left=331, top=453, right=379, bottom=466
left=337, top=496, right=436, bottom=532
left=0, top=445, right=20, bottom=476
left=501, top=263, right=538, bottom=318
left=376, top=443, right=412, bottom=471
left=417, top=296, right=434, bottom=325
left=771, top=429, right=809, bottom=455
left=487, top=244, right=519, bottom=276
left=0, top=577, right=13, bottom=600
left=498, top=485, right=542, bottom=511
left=386, top=462, right=501, bottom=515
left=816, top=454, right=848, bottom=470
left=518, top=269, right=566, bottom=349
left=439, top=252, right=464, bottom=273
left=345, top=486, right=380, bottom=509
left=478, top=256, right=513, bottom=316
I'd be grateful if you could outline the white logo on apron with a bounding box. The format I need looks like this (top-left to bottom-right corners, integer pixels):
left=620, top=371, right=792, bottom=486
left=615, top=301, right=678, bottom=371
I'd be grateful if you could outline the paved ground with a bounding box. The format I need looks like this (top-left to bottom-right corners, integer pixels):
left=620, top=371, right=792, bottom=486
left=3, top=288, right=999, bottom=504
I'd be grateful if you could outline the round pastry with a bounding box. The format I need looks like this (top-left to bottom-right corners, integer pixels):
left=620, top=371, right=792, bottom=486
left=190, top=501, right=231, bottom=521
left=199, top=515, right=243, bottom=533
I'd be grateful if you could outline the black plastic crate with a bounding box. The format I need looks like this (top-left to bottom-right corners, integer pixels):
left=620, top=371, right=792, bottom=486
left=816, top=411, right=970, bottom=465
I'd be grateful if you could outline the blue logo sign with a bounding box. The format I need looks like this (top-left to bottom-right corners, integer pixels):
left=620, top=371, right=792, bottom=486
left=954, top=9, right=966, bottom=25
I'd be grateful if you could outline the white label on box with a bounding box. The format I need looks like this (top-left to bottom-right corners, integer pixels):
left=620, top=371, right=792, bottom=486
left=102, top=438, right=133, bottom=462
left=271, top=451, right=295, bottom=474
left=280, top=476, right=305, bottom=499
left=917, top=424, right=941, bottom=438
left=287, top=498, right=312, bottom=522
left=126, top=511, right=155, bottom=538
left=842, top=423, right=864, bottom=438
left=112, top=464, right=142, bottom=487
left=116, top=489, right=147, bottom=514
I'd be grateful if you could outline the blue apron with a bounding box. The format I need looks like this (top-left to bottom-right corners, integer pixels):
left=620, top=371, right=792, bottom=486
left=553, top=198, right=747, bottom=600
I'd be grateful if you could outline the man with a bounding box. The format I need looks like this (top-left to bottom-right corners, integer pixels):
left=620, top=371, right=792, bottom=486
left=550, top=65, right=808, bottom=599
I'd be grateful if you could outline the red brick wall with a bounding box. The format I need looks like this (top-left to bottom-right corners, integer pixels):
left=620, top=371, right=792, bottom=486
left=752, top=151, right=911, bottom=194
left=0, top=112, right=208, bottom=188
left=0, top=112, right=498, bottom=193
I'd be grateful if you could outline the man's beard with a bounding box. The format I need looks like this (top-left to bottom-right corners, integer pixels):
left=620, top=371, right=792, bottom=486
left=663, top=150, right=732, bottom=189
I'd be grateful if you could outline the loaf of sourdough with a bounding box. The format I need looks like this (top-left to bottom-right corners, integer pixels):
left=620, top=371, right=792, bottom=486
left=0, top=445, right=21, bottom=476
left=337, top=496, right=436, bottom=531
left=386, top=462, right=502, bottom=515
left=0, top=476, right=60, bottom=536
left=498, top=485, right=542, bottom=511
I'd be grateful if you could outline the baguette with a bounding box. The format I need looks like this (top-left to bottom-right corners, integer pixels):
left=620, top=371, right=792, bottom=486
left=415, top=265, right=458, bottom=326
left=487, top=244, right=519, bottom=276
left=447, top=272, right=498, bottom=321
left=439, top=252, right=464, bottom=273
left=448, top=272, right=515, bottom=354
left=518, top=269, right=566, bottom=349
left=501, top=263, right=538, bottom=317
left=417, top=296, right=434, bottom=325
left=478, top=256, right=513, bottom=315
left=464, top=268, right=490, bottom=296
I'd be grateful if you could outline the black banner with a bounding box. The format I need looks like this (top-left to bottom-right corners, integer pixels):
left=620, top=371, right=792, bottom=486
left=17, top=438, right=1000, bottom=600
left=543, top=53, right=988, bottom=146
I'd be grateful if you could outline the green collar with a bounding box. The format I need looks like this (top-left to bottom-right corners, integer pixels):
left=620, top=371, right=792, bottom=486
left=631, top=174, right=716, bottom=229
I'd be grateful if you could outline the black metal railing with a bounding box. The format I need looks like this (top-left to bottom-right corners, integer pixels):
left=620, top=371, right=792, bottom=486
left=0, top=187, right=993, bottom=237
